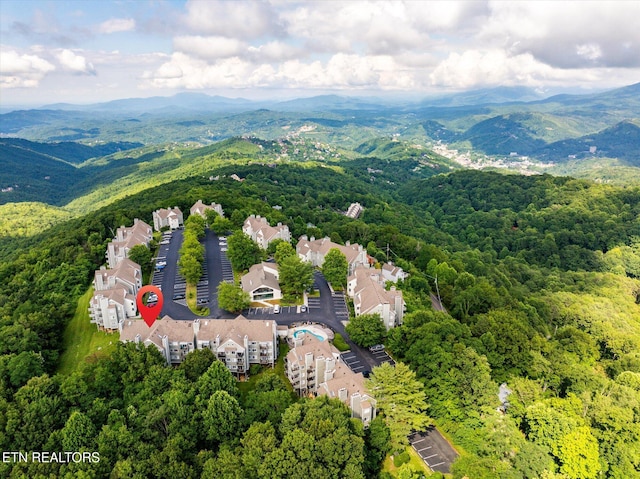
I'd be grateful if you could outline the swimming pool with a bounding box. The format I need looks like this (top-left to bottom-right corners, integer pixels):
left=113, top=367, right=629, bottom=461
left=293, top=328, right=326, bottom=341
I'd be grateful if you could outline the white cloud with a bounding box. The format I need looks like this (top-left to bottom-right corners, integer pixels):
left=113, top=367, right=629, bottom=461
left=98, top=18, right=136, bottom=34
left=173, top=36, right=247, bottom=60
left=247, top=41, right=301, bottom=62
left=429, top=49, right=607, bottom=89
left=145, top=51, right=418, bottom=91
left=480, top=1, right=640, bottom=67
left=182, top=0, right=280, bottom=39
left=56, top=49, right=95, bottom=74
left=0, top=48, right=55, bottom=87
left=576, top=44, right=602, bottom=62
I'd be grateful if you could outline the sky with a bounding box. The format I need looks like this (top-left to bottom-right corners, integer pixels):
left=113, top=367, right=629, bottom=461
left=1, top=0, right=639, bottom=106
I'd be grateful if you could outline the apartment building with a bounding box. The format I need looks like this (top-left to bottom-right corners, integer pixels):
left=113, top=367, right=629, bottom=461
left=286, top=333, right=376, bottom=426
left=152, top=207, right=183, bottom=231
left=285, top=333, right=341, bottom=396
left=317, top=362, right=377, bottom=427
left=345, top=202, right=364, bottom=219
left=296, top=235, right=368, bottom=275
left=90, top=287, right=137, bottom=331
left=119, top=315, right=277, bottom=372
left=190, top=199, right=224, bottom=219
left=106, top=218, right=153, bottom=268
left=119, top=316, right=196, bottom=364
left=89, top=258, right=142, bottom=330
left=194, top=316, right=277, bottom=374
left=243, top=214, right=291, bottom=249
left=381, top=262, right=408, bottom=283
left=347, top=266, right=405, bottom=329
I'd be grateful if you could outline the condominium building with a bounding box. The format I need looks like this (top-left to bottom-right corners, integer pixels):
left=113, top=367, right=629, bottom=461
left=243, top=214, right=291, bottom=249
left=296, top=235, right=368, bottom=275
left=152, top=207, right=183, bottom=231
left=119, top=316, right=196, bottom=364
left=345, top=202, right=364, bottom=219
left=119, top=315, right=277, bottom=372
left=89, top=258, right=142, bottom=330
left=105, top=218, right=153, bottom=268
left=190, top=200, right=224, bottom=219
left=347, top=266, right=405, bottom=329
left=285, top=334, right=341, bottom=395
left=317, top=362, right=377, bottom=427
left=285, top=333, right=376, bottom=426
left=194, top=316, right=277, bottom=374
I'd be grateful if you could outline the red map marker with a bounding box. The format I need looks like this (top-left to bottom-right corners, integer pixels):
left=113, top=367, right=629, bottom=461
left=136, top=285, right=163, bottom=327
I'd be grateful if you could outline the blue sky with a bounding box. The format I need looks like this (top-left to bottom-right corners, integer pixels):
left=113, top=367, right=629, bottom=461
left=1, top=0, right=639, bottom=105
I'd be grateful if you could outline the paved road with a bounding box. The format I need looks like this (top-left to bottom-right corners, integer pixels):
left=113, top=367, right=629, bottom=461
left=409, top=427, right=458, bottom=473
left=430, top=292, right=447, bottom=313
left=247, top=271, right=387, bottom=371
left=159, top=229, right=198, bottom=320
left=202, top=229, right=234, bottom=318
left=155, top=232, right=393, bottom=370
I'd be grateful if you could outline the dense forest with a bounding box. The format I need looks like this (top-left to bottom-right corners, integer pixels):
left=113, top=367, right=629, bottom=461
left=1, top=160, right=640, bottom=478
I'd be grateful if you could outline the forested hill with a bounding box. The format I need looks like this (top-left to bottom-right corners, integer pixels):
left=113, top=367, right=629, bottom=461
left=1, top=164, right=640, bottom=478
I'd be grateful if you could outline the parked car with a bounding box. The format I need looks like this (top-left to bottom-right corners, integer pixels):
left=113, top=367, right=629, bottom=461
left=362, top=370, right=371, bottom=378
left=300, top=305, right=307, bottom=312
left=173, top=293, right=185, bottom=300
left=273, top=305, right=281, bottom=314
left=218, top=236, right=227, bottom=241
left=369, top=344, right=385, bottom=352
left=197, top=298, right=209, bottom=305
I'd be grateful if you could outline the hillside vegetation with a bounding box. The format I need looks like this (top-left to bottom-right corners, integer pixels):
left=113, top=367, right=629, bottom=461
left=1, top=157, right=639, bottom=478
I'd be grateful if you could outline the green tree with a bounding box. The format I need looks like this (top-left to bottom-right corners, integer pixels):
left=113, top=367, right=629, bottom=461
left=558, top=426, right=600, bottom=479
left=178, top=253, right=202, bottom=285
left=127, top=244, right=152, bottom=271
left=8, top=351, right=44, bottom=388
left=226, top=232, right=264, bottom=272
left=274, top=241, right=296, bottom=264
left=211, top=215, right=233, bottom=235
left=184, top=214, right=205, bottom=239
left=204, top=209, right=220, bottom=227
left=217, top=282, right=251, bottom=313
left=367, top=362, right=431, bottom=451
left=278, top=255, right=314, bottom=301
left=196, top=358, right=239, bottom=400
left=322, top=248, right=349, bottom=288
left=179, top=348, right=215, bottom=382
left=61, top=411, right=96, bottom=451
left=346, top=313, right=387, bottom=348
left=203, top=390, right=243, bottom=443
left=364, top=416, right=391, bottom=477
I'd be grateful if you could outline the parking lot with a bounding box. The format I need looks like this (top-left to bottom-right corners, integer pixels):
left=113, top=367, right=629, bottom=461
left=247, top=305, right=298, bottom=315
left=370, top=348, right=395, bottom=367
left=218, top=237, right=234, bottom=284
left=195, top=256, right=209, bottom=305
left=409, top=428, right=458, bottom=474
left=340, top=352, right=366, bottom=374
left=331, top=292, right=349, bottom=319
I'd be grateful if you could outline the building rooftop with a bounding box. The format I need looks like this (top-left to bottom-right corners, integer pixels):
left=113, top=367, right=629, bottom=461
left=196, top=315, right=275, bottom=344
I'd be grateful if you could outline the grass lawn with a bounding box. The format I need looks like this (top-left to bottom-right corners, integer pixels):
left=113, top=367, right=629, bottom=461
left=382, top=446, right=435, bottom=477
left=57, top=287, right=119, bottom=375
left=186, top=283, right=210, bottom=316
